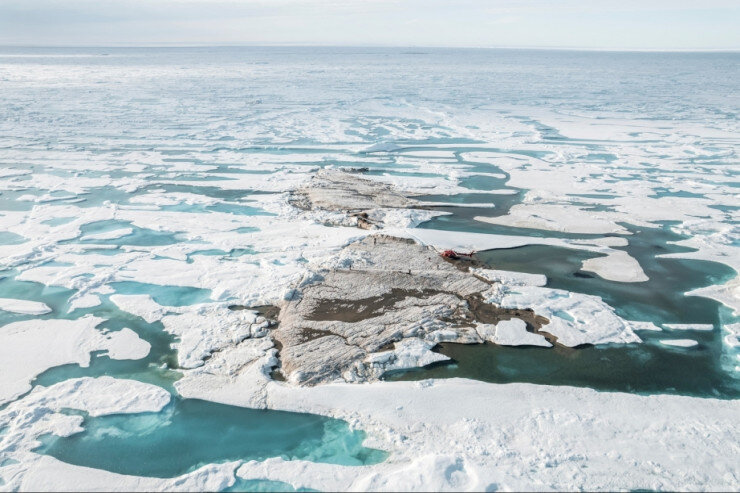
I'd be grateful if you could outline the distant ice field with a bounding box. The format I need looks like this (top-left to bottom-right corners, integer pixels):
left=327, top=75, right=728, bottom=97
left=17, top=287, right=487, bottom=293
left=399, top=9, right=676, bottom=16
left=0, top=47, right=738, bottom=489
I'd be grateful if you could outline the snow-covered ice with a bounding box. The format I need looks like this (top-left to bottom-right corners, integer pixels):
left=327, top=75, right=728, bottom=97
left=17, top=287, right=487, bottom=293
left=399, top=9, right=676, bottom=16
left=0, top=316, right=151, bottom=404
left=659, top=339, right=699, bottom=348
left=0, top=298, right=52, bottom=315
left=663, top=323, right=714, bottom=331
left=479, top=318, right=552, bottom=347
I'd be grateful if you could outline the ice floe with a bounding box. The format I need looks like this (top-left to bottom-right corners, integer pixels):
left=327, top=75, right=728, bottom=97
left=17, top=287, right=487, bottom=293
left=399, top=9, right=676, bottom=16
left=80, top=228, right=134, bottom=241
left=477, top=318, right=552, bottom=347
left=663, top=323, right=714, bottom=331
left=0, top=298, right=52, bottom=315
left=487, top=285, right=649, bottom=347
left=580, top=250, right=649, bottom=283
left=178, top=374, right=740, bottom=492
left=0, top=316, right=151, bottom=404
left=0, top=378, right=238, bottom=492
left=109, top=294, right=170, bottom=324
left=659, top=339, right=699, bottom=348
left=475, top=203, right=629, bottom=235
left=67, top=293, right=102, bottom=312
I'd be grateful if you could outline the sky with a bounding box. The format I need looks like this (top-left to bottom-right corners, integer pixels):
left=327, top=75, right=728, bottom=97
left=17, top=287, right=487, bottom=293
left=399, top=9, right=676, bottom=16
left=1, top=0, right=738, bottom=50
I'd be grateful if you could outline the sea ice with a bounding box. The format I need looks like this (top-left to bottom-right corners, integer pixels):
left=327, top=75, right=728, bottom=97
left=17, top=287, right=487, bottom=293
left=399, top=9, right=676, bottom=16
left=179, top=373, right=740, bottom=492
left=362, top=338, right=451, bottom=379
left=659, top=339, right=699, bottom=348
left=663, top=323, right=714, bottom=331
left=0, top=378, right=238, bottom=493
left=723, top=323, right=740, bottom=350
left=2, top=49, right=738, bottom=493
left=489, top=285, right=646, bottom=347
left=479, top=318, right=552, bottom=347
left=67, top=293, right=102, bottom=312
left=103, top=327, right=151, bottom=360
left=0, top=298, right=52, bottom=315
left=0, top=316, right=151, bottom=404
left=475, top=203, right=629, bottom=235
left=80, top=228, right=134, bottom=241
left=110, top=294, right=170, bottom=323
left=580, top=250, right=649, bottom=283
left=160, top=304, right=268, bottom=369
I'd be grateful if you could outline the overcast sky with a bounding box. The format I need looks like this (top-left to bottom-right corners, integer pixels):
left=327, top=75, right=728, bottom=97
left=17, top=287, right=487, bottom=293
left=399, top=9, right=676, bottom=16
left=1, top=0, right=738, bottom=50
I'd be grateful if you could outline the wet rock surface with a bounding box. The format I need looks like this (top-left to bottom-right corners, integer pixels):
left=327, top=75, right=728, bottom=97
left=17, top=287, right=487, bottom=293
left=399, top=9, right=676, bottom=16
left=273, top=235, right=547, bottom=385
left=268, top=169, right=646, bottom=386
left=289, top=168, right=431, bottom=228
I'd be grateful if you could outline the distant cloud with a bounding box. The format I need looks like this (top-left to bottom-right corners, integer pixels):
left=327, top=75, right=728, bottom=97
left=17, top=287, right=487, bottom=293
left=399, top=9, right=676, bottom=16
left=1, top=0, right=738, bottom=49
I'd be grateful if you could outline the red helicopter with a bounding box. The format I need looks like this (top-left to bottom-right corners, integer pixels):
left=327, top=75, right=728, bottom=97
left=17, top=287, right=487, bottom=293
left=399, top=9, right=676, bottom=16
left=440, top=249, right=475, bottom=260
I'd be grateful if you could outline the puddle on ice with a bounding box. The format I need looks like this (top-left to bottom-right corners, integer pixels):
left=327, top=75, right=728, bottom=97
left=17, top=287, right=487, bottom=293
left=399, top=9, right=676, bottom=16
left=0, top=232, right=27, bottom=245
left=110, top=281, right=212, bottom=307
left=74, top=220, right=183, bottom=247
left=35, top=398, right=386, bottom=478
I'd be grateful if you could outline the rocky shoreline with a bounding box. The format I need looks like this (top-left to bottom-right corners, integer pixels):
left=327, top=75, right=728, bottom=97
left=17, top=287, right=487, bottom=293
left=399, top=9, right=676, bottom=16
left=273, top=234, right=551, bottom=385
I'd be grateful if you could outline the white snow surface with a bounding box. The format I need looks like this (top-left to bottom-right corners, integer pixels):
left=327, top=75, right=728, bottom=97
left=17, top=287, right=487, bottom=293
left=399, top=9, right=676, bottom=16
left=0, top=377, right=235, bottom=493
left=486, top=285, right=650, bottom=347
left=663, top=323, right=715, bottom=331
left=475, top=203, right=629, bottom=235
left=581, top=250, right=649, bottom=283
left=80, top=227, right=133, bottom=241
left=0, top=298, right=52, bottom=315
left=724, top=323, right=740, bottom=350
left=178, top=370, right=740, bottom=492
left=104, top=327, right=151, bottom=360
left=109, top=294, right=170, bottom=324
left=479, top=318, right=552, bottom=347
left=67, top=293, right=102, bottom=312
left=363, top=338, right=450, bottom=378
left=659, top=339, right=700, bottom=348
left=0, top=316, right=151, bottom=404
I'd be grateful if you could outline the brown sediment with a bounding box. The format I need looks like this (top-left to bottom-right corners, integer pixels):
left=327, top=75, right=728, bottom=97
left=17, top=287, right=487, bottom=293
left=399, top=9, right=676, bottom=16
left=274, top=172, right=555, bottom=385
left=269, top=336, right=286, bottom=381
left=228, top=304, right=281, bottom=322
left=305, top=288, right=442, bottom=323
left=264, top=331, right=286, bottom=381
left=271, top=235, right=552, bottom=385
left=462, top=293, right=557, bottom=344
left=305, top=287, right=544, bottom=332
left=269, top=369, right=286, bottom=382
left=447, top=255, right=488, bottom=272
left=465, top=294, right=548, bottom=330
left=298, top=327, right=336, bottom=343
left=350, top=211, right=376, bottom=230
left=224, top=303, right=287, bottom=377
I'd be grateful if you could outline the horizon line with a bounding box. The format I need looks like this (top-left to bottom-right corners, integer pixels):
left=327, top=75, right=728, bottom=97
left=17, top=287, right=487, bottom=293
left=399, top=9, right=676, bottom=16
left=1, top=43, right=739, bottom=53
